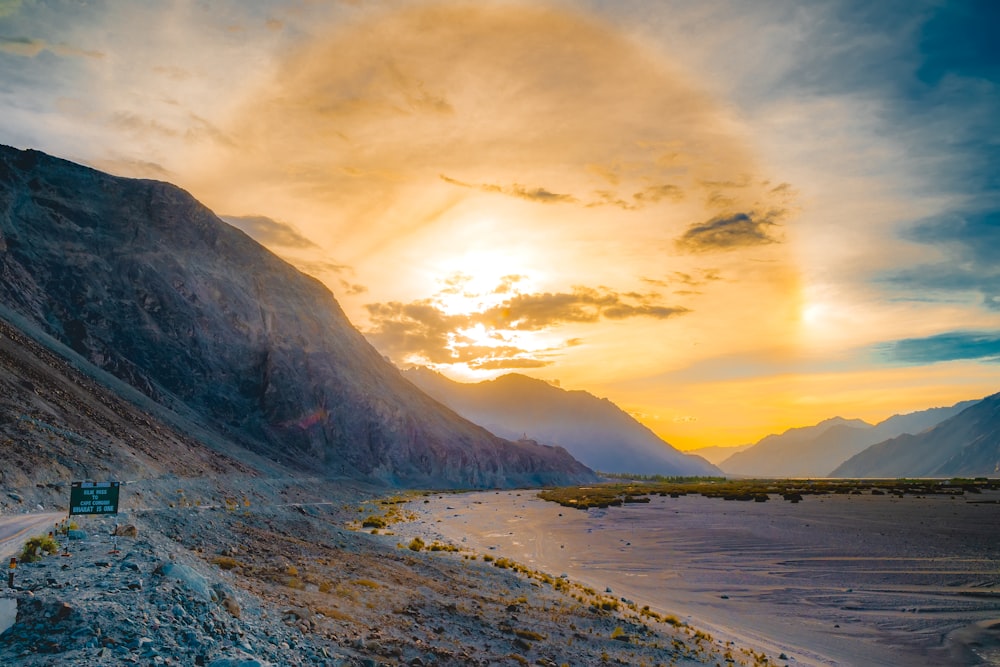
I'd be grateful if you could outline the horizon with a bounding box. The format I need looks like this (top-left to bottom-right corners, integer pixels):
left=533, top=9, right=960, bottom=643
left=2, top=1, right=998, bottom=449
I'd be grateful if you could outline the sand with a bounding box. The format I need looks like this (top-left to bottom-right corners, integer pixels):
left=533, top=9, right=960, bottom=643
left=406, top=489, right=1000, bottom=667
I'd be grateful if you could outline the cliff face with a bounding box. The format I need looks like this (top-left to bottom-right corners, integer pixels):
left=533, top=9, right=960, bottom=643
left=0, top=146, right=593, bottom=488
left=405, top=368, right=721, bottom=476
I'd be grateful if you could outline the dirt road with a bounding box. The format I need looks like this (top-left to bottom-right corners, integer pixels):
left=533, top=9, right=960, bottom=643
left=0, top=512, right=66, bottom=561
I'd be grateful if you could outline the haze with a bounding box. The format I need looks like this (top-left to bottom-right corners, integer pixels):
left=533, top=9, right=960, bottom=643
left=2, top=0, right=997, bottom=449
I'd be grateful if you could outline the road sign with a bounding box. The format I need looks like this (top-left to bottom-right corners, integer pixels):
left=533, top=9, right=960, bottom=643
left=69, top=481, right=120, bottom=516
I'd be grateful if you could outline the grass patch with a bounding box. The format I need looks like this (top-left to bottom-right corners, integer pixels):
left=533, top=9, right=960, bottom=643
left=19, top=535, right=60, bottom=562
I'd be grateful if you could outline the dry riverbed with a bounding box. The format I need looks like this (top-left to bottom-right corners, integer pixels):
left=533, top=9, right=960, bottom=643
left=402, top=487, right=1000, bottom=667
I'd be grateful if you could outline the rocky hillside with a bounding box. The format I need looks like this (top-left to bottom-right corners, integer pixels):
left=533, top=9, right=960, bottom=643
left=832, top=393, right=1000, bottom=478
left=0, top=310, right=265, bottom=512
left=404, top=368, right=720, bottom=476
left=720, top=401, right=977, bottom=478
left=0, top=145, right=593, bottom=489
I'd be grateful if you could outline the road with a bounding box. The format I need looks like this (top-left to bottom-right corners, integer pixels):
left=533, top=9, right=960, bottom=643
left=0, top=512, right=66, bottom=561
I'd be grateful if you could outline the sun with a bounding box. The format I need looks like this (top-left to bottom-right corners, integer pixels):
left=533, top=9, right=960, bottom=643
left=432, top=248, right=538, bottom=317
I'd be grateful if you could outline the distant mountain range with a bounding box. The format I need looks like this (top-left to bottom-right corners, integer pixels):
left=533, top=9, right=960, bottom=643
left=720, top=400, right=980, bottom=477
left=688, top=443, right=753, bottom=466
left=404, top=367, right=721, bottom=476
left=832, top=393, right=1000, bottom=478
left=0, top=145, right=594, bottom=489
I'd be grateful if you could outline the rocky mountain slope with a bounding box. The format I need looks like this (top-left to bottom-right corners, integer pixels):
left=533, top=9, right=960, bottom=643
left=720, top=401, right=977, bottom=477
left=0, top=145, right=592, bottom=489
left=832, top=393, right=1000, bottom=478
left=0, top=310, right=263, bottom=513
left=404, top=368, right=720, bottom=476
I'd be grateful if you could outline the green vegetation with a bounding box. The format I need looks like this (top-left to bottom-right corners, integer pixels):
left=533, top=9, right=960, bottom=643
left=19, top=534, right=60, bottom=562
left=538, top=477, right=1000, bottom=510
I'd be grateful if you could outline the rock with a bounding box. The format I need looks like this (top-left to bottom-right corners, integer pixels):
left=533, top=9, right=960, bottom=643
left=153, top=562, right=212, bottom=602
left=67, top=530, right=87, bottom=540
left=113, top=524, right=139, bottom=537
left=6, top=493, right=22, bottom=503
left=207, top=653, right=271, bottom=667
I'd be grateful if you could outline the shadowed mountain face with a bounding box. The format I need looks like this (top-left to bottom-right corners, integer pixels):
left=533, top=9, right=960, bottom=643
left=0, top=146, right=594, bottom=489
left=832, top=393, right=1000, bottom=478
left=403, top=367, right=721, bottom=476
left=719, top=401, right=978, bottom=478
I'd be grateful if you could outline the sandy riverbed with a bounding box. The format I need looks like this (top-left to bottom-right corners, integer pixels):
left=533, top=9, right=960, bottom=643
left=405, top=489, right=1000, bottom=667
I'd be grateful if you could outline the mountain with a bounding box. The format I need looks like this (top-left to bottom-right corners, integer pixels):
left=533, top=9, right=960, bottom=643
left=719, top=417, right=871, bottom=477
left=0, top=145, right=594, bottom=489
left=687, top=443, right=752, bottom=466
left=831, top=393, right=1000, bottom=478
left=403, top=367, right=721, bottom=476
left=719, top=400, right=977, bottom=477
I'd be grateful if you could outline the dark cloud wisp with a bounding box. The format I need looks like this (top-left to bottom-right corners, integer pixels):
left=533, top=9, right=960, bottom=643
left=887, top=209, right=1000, bottom=309
left=440, top=174, right=578, bottom=204
left=876, top=330, right=1000, bottom=364
left=675, top=210, right=783, bottom=253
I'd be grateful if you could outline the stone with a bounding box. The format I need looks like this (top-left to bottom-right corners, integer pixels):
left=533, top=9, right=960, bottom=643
left=153, top=562, right=212, bottom=602
left=113, top=524, right=139, bottom=537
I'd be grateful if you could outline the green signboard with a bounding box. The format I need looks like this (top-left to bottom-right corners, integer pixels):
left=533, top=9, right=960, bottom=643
left=69, top=481, right=120, bottom=516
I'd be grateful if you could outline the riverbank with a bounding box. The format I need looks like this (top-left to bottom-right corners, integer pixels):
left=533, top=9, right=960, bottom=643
left=400, top=489, right=1000, bottom=667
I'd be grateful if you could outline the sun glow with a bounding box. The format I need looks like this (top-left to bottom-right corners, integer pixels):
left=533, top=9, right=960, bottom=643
left=432, top=247, right=541, bottom=317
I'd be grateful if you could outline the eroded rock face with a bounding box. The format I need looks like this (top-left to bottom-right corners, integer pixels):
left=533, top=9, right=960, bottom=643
left=0, top=146, right=593, bottom=488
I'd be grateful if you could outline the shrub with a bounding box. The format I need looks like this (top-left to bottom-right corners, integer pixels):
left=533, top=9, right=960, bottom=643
left=408, top=537, right=425, bottom=552
left=211, top=556, right=240, bottom=570
left=20, top=535, right=60, bottom=562
left=362, top=515, right=387, bottom=529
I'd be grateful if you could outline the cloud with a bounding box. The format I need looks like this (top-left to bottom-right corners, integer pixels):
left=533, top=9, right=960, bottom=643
left=877, top=331, right=1000, bottom=364
left=0, top=35, right=102, bottom=59
left=675, top=210, right=784, bottom=253
left=439, top=174, right=578, bottom=204
left=886, top=209, right=1000, bottom=308
left=473, top=287, right=687, bottom=331
left=0, top=1, right=20, bottom=20
left=220, top=214, right=318, bottom=249
left=634, top=184, right=685, bottom=204
left=469, top=357, right=551, bottom=370
left=364, top=283, right=688, bottom=368
left=89, top=156, right=172, bottom=180
left=363, top=300, right=471, bottom=365
left=198, top=1, right=790, bottom=271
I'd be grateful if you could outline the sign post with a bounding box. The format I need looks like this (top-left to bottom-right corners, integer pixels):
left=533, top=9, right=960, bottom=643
left=69, top=481, right=120, bottom=516
left=67, top=481, right=121, bottom=557
left=7, top=557, right=14, bottom=589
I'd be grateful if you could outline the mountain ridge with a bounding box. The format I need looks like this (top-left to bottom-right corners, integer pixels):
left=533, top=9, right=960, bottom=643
left=404, top=367, right=720, bottom=476
left=831, top=393, right=1000, bottom=477
left=719, top=401, right=978, bottom=477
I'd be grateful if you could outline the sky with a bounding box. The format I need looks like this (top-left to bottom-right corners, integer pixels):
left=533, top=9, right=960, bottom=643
left=1, top=0, right=999, bottom=450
